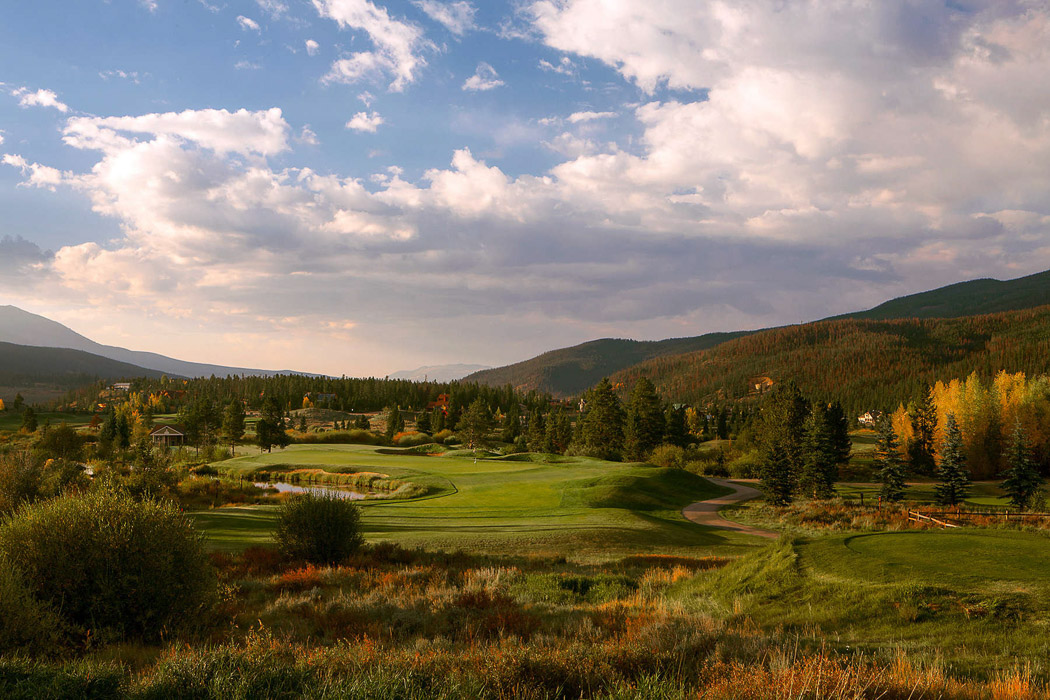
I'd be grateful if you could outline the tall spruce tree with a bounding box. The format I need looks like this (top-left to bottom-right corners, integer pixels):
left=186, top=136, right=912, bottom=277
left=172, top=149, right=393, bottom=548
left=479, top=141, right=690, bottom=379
left=874, top=414, right=906, bottom=502
left=416, top=409, right=432, bottom=435
left=256, top=396, right=290, bottom=453
left=907, top=389, right=937, bottom=475
left=1002, top=420, right=1043, bottom=510
left=934, top=413, right=970, bottom=506
left=459, top=397, right=492, bottom=451
left=544, top=407, right=572, bottom=454
left=800, top=405, right=837, bottom=499
left=384, top=405, right=405, bottom=440
left=758, top=384, right=808, bottom=504
left=623, top=377, right=665, bottom=461
left=526, top=408, right=546, bottom=451
left=826, top=401, right=852, bottom=466
left=579, top=378, right=625, bottom=460
left=221, top=400, right=246, bottom=450
left=664, top=404, right=688, bottom=448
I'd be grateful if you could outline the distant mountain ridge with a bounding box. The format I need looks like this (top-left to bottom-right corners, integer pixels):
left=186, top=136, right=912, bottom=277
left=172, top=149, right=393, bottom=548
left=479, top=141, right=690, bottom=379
left=389, top=364, right=491, bottom=382
left=0, top=305, right=314, bottom=378
left=466, top=268, right=1050, bottom=397
left=0, top=340, right=172, bottom=385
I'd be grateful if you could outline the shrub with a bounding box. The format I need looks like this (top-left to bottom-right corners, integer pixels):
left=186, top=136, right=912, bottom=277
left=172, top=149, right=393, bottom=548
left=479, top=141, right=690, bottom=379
left=0, top=555, right=63, bottom=655
left=274, top=493, right=364, bottom=565
left=649, top=444, right=686, bottom=469
left=0, top=489, right=217, bottom=642
left=396, top=432, right=435, bottom=447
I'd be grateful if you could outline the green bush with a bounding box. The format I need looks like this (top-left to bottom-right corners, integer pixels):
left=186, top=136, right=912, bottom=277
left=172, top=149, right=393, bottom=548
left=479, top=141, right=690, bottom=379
left=396, top=432, right=434, bottom=447
left=648, top=444, right=686, bottom=469
left=0, top=489, right=216, bottom=643
left=0, top=555, right=63, bottom=655
left=274, top=493, right=364, bottom=565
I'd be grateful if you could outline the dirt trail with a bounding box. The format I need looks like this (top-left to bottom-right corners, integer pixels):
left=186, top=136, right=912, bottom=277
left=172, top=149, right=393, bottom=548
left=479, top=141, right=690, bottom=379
left=682, top=478, right=779, bottom=539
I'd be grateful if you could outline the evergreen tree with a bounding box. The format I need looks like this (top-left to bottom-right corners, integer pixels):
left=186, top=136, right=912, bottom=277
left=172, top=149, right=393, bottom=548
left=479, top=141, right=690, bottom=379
left=354, top=414, right=371, bottom=430
left=115, top=413, right=132, bottom=452
left=526, top=408, right=546, bottom=452
left=20, top=406, right=38, bottom=433
left=758, top=384, right=808, bottom=504
left=623, top=378, right=664, bottom=460
left=664, top=404, right=688, bottom=448
left=458, top=397, right=492, bottom=451
left=934, top=413, right=970, bottom=506
left=907, top=389, right=937, bottom=475
left=761, top=440, right=796, bottom=506
left=800, top=405, right=838, bottom=499
left=579, top=378, right=625, bottom=460
left=431, top=408, right=446, bottom=433
left=416, top=409, right=432, bottom=435
left=298, top=416, right=308, bottom=432
left=874, top=414, right=906, bottom=502
left=716, top=407, right=729, bottom=440
left=256, top=396, right=290, bottom=453
left=384, top=405, right=405, bottom=440
left=544, top=407, right=572, bottom=454
left=1002, top=420, right=1043, bottom=510
left=12, top=393, right=25, bottom=412
left=221, top=400, right=246, bottom=449
left=501, top=403, right=521, bottom=442
left=826, top=401, right=852, bottom=466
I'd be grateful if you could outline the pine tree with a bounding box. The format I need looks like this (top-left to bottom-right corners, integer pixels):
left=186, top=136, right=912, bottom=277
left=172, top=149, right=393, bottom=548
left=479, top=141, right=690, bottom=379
left=384, top=405, right=405, bottom=440
left=826, top=401, right=852, bottom=466
left=544, top=407, right=572, bottom=454
left=256, top=396, right=290, bottom=453
left=579, top=378, right=625, bottom=460
left=20, top=406, right=38, bottom=433
left=459, top=397, right=492, bottom=451
left=934, top=413, right=970, bottom=506
left=800, top=405, right=837, bottom=499
left=758, top=384, right=808, bottom=504
left=907, top=388, right=937, bottom=475
left=874, top=414, right=906, bottom=502
left=431, top=408, right=445, bottom=433
left=221, top=400, right=246, bottom=449
left=664, top=404, right=688, bottom=448
left=416, top=409, right=432, bottom=434
left=623, top=377, right=664, bottom=460
left=1002, top=420, right=1043, bottom=510
left=501, top=403, right=521, bottom=442
left=526, top=408, right=546, bottom=451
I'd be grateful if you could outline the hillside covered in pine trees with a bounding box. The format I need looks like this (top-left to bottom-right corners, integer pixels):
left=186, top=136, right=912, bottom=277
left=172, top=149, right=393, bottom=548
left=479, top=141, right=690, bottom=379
left=609, top=306, right=1050, bottom=418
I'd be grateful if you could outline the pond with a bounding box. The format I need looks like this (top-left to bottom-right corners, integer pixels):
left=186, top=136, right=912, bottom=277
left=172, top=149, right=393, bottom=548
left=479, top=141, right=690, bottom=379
left=254, top=481, right=369, bottom=500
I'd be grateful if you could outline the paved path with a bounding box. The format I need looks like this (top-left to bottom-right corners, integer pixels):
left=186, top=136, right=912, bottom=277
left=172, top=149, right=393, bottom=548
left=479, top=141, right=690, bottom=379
left=682, top=478, right=779, bottom=539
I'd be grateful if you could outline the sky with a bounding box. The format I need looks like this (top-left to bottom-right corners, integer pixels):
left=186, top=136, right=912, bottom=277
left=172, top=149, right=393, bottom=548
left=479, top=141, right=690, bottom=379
left=2, top=0, right=1050, bottom=376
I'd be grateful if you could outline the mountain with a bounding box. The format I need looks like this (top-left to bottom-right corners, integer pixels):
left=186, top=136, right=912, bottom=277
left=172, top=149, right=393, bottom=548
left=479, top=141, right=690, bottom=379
left=828, top=269, right=1050, bottom=322
left=388, top=364, right=491, bottom=382
left=466, top=268, right=1050, bottom=397
left=610, top=305, right=1050, bottom=418
left=0, top=341, right=171, bottom=388
left=0, top=305, right=310, bottom=378
left=463, top=332, right=752, bottom=396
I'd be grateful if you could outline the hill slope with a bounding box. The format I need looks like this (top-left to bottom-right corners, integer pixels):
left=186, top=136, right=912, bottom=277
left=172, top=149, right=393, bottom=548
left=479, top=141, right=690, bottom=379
left=0, top=341, right=172, bottom=388
left=463, top=332, right=752, bottom=396
left=389, top=364, right=491, bottom=382
left=610, top=305, right=1050, bottom=416
left=829, top=268, right=1050, bottom=321
left=0, top=305, right=308, bottom=378
left=468, top=268, right=1050, bottom=397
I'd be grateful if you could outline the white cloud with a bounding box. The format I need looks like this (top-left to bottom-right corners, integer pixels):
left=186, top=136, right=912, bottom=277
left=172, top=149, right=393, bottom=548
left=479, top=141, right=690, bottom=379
left=567, top=111, right=616, bottom=123
left=299, top=126, right=319, bottom=144
left=235, top=60, right=262, bottom=70
left=3, top=153, right=67, bottom=191
left=99, top=70, right=143, bottom=83
left=256, top=0, right=287, bottom=18
left=237, top=15, right=261, bottom=32
left=538, top=56, right=574, bottom=76
left=462, top=62, right=503, bottom=91
left=305, top=39, right=320, bottom=55
left=140, top=0, right=158, bottom=11
left=0, top=131, right=4, bottom=146
left=416, top=0, right=475, bottom=36
left=12, top=87, right=69, bottom=113
left=314, top=0, right=429, bottom=92
left=357, top=91, right=375, bottom=106
left=346, top=111, right=384, bottom=132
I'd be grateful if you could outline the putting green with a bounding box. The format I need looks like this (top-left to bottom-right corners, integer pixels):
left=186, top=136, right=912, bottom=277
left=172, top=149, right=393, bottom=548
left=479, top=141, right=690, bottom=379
left=806, top=530, right=1050, bottom=585
left=193, top=444, right=763, bottom=560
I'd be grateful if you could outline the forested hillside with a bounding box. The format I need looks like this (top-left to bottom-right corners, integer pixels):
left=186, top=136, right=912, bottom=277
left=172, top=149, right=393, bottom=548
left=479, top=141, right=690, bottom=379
left=828, top=269, right=1050, bottom=321
left=0, top=341, right=170, bottom=389
left=464, top=332, right=752, bottom=396
left=610, top=306, right=1050, bottom=417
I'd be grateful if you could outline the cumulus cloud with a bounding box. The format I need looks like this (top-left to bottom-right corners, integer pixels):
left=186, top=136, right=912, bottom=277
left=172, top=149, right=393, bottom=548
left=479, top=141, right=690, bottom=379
left=237, top=15, right=261, bottom=31
left=12, top=87, right=69, bottom=112
left=305, top=38, right=320, bottom=55
left=314, top=0, right=430, bottom=92
left=416, top=0, right=475, bottom=36
left=0, top=236, right=51, bottom=284
left=462, top=62, right=504, bottom=91
left=346, top=111, right=384, bottom=132
left=8, top=3, right=1050, bottom=373
left=567, top=111, right=616, bottom=123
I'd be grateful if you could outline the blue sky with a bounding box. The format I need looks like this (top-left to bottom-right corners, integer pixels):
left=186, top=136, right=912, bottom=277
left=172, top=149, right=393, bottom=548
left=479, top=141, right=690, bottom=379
left=2, top=1, right=1050, bottom=376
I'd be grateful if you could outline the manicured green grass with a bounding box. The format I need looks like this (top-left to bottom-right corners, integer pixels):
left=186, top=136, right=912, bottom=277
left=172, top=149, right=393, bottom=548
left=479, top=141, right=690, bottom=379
left=0, top=411, right=94, bottom=432
left=193, top=445, right=756, bottom=561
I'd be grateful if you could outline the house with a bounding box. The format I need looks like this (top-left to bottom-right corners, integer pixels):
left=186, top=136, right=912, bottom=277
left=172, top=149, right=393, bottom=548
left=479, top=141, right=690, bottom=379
left=149, top=425, right=186, bottom=448
left=426, top=394, right=451, bottom=412
left=749, top=376, right=775, bottom=394
left=857, top=411, right=878, bottom=427
left=111, top=382, right=132, bottom=392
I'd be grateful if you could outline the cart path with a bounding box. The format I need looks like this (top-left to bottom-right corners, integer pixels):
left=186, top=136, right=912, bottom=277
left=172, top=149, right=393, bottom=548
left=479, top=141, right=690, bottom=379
left=683, top=478, right=779, bottom=539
